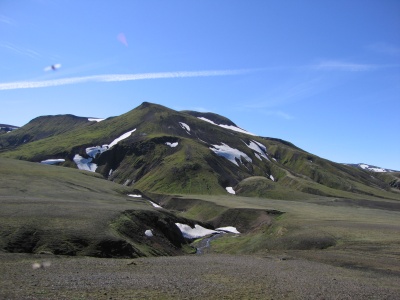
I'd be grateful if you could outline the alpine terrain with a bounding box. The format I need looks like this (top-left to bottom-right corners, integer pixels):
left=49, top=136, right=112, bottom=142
left=0, top=102, right=399, bottom=299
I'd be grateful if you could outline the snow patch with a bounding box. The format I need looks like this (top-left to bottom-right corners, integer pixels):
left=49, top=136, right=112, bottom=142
left=145, top=229, right=153, bottom=237
left=270, top=175, right=275, bottom=181
left=176, top=223, right=241, bottom=239
left=128, top=194, right=142, bottom=198
left=209, top=143, right=252, bottom=166
left=74, top=129, right=136, bottom=172
left=179, top=122, right=191, bottom=134
left=109, top=129, right=137, bottom=148
left=197, top=117, right=255, bottom=136
left=73, top=154, right=97, bottom=172
left=88, top=118, right=105, bottom=122
left=165, top=142, right=178, bottom=148
left=245, top=140, right=269, bottom=161
left=226, top=187, right=236, bottom=194
left=149, top=201, right=162, bottom=208
left=358, top=163, right=393, bottom=173
left=40, top=159, right=65, bottom=165
left=175, top=223, right=218, bottom=239
left=215, top=226, right=240, bottom=234
left=86, top=145, right=109, bottom=158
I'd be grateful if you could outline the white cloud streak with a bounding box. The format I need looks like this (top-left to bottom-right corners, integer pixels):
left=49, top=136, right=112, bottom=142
left=313, top=60, right=376, bottom=72
left=0, top=15, right=14, bottom=25
left=263, top=110, right=293, bottom=120
left=0, top=69, right=251, bottom=91
left=0, top=42, right=41, bottom=59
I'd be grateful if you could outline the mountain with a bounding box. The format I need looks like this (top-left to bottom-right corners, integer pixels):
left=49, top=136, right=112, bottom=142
left=1, top=102, right=399, bottom=200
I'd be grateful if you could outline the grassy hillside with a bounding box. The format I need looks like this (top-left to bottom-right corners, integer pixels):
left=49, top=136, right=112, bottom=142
left=0, top=157, right=198, bottom=257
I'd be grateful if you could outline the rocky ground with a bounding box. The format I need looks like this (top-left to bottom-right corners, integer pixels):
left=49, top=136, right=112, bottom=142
left=1, top=252, right=399, bottom=300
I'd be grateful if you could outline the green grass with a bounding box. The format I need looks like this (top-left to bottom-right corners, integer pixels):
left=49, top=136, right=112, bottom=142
left=0, top=157, right=194, bottom=257
left=158, top=192, right=400, bottom=263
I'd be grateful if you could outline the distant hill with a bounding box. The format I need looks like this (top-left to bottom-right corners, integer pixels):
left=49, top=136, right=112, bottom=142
left=1, top=102, right=399, bottom=199
left=0, top=124, right=19, bottom=134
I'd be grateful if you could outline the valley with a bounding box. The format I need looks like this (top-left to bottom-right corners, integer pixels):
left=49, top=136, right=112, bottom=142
left=0, top=102, right=399, bottom=299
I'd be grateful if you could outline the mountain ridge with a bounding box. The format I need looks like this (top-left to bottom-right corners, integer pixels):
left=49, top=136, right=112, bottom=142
left=0, top=102, right=399, bottom=200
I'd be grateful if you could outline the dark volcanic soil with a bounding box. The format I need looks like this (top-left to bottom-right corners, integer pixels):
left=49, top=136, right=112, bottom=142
left=0, top=252, right=399, bottom=300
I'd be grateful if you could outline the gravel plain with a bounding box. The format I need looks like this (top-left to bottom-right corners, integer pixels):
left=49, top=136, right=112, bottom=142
left=1, top=252, right=399, bottom=300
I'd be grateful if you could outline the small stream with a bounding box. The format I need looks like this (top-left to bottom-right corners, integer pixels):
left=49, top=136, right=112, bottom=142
left=196, top=233, right=225, bottom=254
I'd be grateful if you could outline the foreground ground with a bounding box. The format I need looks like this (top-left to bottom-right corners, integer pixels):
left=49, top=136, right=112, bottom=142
left=1, top=251, right=399, bottom=300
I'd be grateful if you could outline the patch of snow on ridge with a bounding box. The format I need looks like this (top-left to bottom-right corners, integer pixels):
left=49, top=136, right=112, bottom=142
left=40, top=159, right=65, bottom=165
left=359, top=163, right=391, bottom=173
left=165, top=142, right=178, bottom=147
left=88, top=118, right=105, bottom=122
left=209, top=143, right=252, bottom=166
left=73, top=154, right=97, bottom=172
left=197, top=117, right=255, bottom=136
left=175, top=223, right=218, bottom=239
left=197, top=117, right=215, bottom=124
left=226, top=187, right=235, bottom=194
left=109, top=129, right=137, bottom=148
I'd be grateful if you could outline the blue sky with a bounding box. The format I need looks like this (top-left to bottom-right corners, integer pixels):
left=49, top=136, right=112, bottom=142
left=1, top=0, right=399, bottom=169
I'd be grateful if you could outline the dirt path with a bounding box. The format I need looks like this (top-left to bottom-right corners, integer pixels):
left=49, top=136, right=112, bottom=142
left=1, top=252, right=399, bottom=299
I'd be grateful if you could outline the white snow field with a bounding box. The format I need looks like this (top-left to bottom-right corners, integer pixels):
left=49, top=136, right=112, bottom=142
left=209, top=143, right=252, bottom=166
left=245, top=140, right=269, bottom=161
left=74, top=129, right=136, bottom=172
left=175, top=223, right=240, bottom=239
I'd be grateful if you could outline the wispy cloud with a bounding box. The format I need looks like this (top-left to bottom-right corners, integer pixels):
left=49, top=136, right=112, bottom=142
left=313, top=60, right=376, bottom=72
left=262, top=110, right=293, bottom=120
left=0, top=15, right=14, bottom=25
left=0, top=42, right=41, bottom=59
left=368, top=43, right=400, bottom=56
left=0, top=69, right=252, bottom=91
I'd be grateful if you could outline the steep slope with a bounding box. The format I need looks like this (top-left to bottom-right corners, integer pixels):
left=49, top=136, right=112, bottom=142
left=0, top=102, right=398, bottom=200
